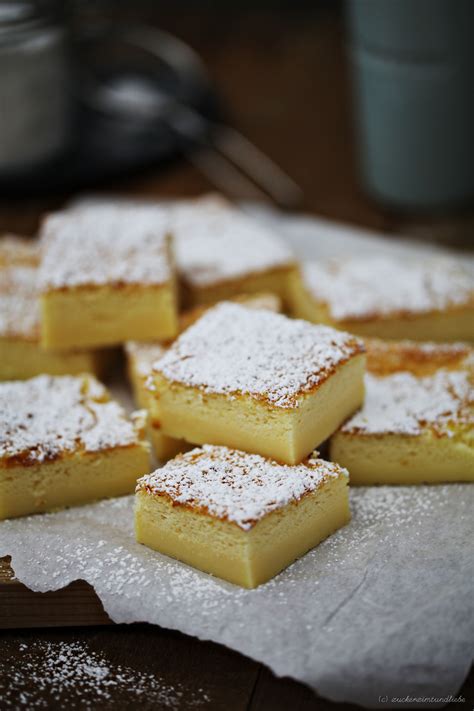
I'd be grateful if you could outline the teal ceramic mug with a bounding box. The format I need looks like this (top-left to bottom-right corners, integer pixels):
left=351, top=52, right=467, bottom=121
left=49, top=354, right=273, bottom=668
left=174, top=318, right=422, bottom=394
left=347, top=0, right=474, bottom=210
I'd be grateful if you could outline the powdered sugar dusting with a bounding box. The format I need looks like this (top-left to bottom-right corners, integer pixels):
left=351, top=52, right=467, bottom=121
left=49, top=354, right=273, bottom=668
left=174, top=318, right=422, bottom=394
left=39, top=204, right=172, bottom=290
left=154, top=302, right=364, bottom=408
left=302, top=257, right=474, bottom=321
left=171, top=196, right=295, bottom=287
left=0, top=265, right=39, bottom=339
left=342, top=369, right=473, bottom=436
left=0, top=639, right=211, bottom=708
left=137, top=444, right=348, bottom=530
left=0, top=375, right=142, bottom=464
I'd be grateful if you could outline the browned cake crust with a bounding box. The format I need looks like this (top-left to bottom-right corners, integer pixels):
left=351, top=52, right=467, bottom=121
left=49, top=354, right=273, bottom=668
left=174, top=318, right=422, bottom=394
left=0, top=375, right=145, bottom=468
left=365, top=338, right=473, bottom=376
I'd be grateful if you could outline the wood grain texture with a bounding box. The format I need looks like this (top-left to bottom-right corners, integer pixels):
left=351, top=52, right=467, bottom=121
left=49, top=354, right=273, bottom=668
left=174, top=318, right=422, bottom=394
left=0, top=558, right=111, bottom=629
left=0, top=625, right=472, bottom=710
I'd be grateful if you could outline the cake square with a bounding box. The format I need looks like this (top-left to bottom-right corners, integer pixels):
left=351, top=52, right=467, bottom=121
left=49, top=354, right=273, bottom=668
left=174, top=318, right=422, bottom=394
left=39, top=204, right=179, bottom=349
left=125, top=293, right=283, bottom=461
left=290, top=257, right=474, bottom=342
left=135, top=445, right=350, bottom=588
left=152, top=302, right=365, bottom=464
left=330, top=339, right=474, bottom=484
left=0, top=374, right=150, bottom=519
left=170, top=195, right=297, bottom=306
left=0, top=264, right=109, bottom=381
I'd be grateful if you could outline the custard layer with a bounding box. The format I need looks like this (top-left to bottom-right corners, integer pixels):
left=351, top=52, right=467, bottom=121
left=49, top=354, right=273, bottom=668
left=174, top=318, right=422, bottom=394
left=0, top=444, right=150, bottom=520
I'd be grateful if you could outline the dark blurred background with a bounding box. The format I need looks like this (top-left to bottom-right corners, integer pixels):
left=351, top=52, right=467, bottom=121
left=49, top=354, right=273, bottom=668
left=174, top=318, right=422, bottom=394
left=1, top=0, right=473, bottom=246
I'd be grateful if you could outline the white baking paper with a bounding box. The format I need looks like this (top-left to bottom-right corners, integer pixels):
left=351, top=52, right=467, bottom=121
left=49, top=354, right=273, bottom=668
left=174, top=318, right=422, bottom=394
left=1, top=211, right=473, bottom=708
left=1, top=486, right=473, bottom=708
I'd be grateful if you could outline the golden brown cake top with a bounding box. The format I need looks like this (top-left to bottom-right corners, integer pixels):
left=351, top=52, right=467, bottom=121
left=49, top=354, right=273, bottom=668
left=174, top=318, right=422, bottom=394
left=39, top=204, right=172, bottom=291
left=0, top=265, right=39, bottom=339
left=341, top=348, right=473, bottom=438
left=0, top=375, right=144, bottom=466
left=125, top=341, right=167, bottom=379
left=137, top=444, right=347, bottom=530
left=365, top=338, right=473, bottom=376
left=301, top=257, right=474, bottom=322
left=0, top=234, right=39, bottom=266
left=153, top=302, right=364, bottom=409
left=170, top=195, right=295, bottom=288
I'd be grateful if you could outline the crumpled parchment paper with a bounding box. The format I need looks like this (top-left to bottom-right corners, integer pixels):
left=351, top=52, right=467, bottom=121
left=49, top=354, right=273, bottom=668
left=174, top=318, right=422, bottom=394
left=1, top=212, right=473, bottom=708
left=1, top=486, right=473, bottom=708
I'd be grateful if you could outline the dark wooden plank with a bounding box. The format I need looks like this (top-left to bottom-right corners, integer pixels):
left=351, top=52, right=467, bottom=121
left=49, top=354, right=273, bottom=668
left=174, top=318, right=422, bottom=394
left=0, top=625, right=260, bottom=710
left=2, top=624, right=471, bottom=709
left=1, top=557, right=111, bottom=629
left=249, top=666, right=474, bottom=711
left=248, top=665, right=359, bottom=711
left=0, top=580, right=111, bottom=629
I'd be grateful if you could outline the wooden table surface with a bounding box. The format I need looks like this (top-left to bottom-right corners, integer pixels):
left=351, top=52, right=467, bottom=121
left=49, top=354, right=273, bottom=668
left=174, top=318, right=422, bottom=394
left=1, top=4, right=473, bottom=709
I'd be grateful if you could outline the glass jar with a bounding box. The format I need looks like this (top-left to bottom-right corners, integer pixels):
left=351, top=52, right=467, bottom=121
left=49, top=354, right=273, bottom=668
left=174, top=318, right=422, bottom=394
left=0, top=0, right=70, bottom=175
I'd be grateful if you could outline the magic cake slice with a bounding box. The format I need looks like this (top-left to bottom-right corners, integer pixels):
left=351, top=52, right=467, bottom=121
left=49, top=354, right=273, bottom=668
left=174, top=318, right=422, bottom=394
left=39, top=204, right=178, bottom=349
left=0, top=264, right=107, bottom=381
left=152, top=302, right=365, bottom=464
left=170, top=195, right=297, bottom=306
left=125, top=293, right=282, bottom=461
left=290, top=257, right=474, bottom=342
left=330, top=340, right=474, bottom=484
left=135, top=445, right=350, bottom=588
left=0, top=375, right=150, bottom=519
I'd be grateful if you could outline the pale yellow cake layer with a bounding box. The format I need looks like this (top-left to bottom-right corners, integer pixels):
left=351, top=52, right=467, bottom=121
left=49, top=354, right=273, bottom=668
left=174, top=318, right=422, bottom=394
left=135, top=474, right=350, bottom=588
left=330, top=430, right=474, bottom=485
left=41, top=283, right=178, bottom=349
left=290, top=274, right=474, bottom=342
left=154, top=354, right=365, bottom=465
left=149, top=425, right=190, bottom=462
left=127, top=353, right=188, bottom=461
left=127, top=358, right=153, bottom=411
left=0, top=337, right=110, bottom=381
left=183, top=265, right=297, bottom=309
left=0, top=444, right=150, bottom=520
